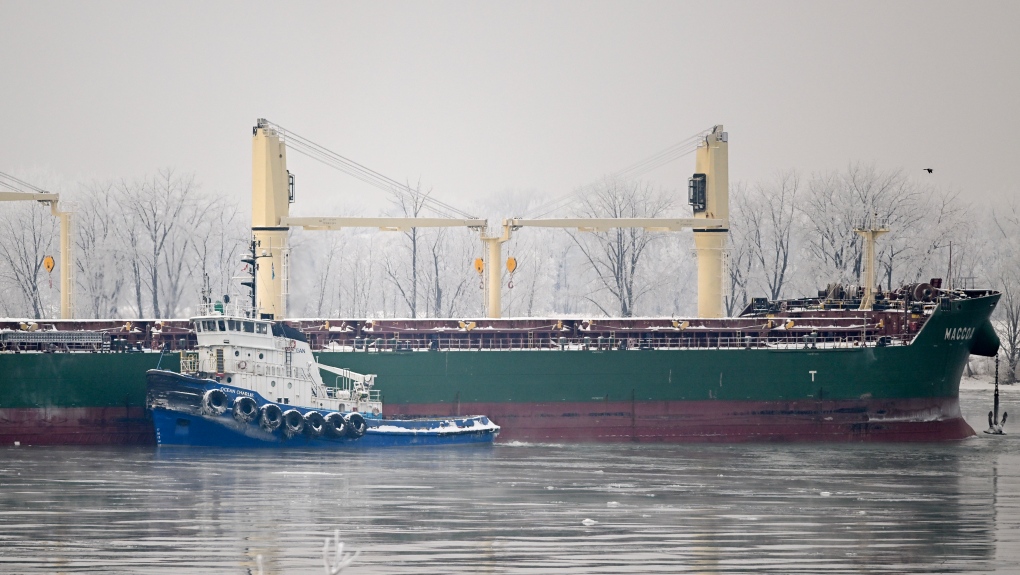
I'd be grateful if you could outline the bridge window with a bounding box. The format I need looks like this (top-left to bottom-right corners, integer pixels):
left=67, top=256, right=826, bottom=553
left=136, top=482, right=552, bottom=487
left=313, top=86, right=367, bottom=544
left=256, top=323, right=267, bottom=334
left=217, top=320, right=226, bottom=332
left=244, top=321, right=254, bottom=333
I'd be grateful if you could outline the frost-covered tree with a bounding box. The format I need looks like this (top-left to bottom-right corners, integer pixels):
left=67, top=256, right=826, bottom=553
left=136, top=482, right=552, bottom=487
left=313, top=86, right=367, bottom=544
left=0, top=203, right=58, bottom=318
left=568, top=177, right=674, bottom=317
left=724, top=182, right=754, bottom=316
left=799, top=164, right=923, bottom=288
left=991, top=200, right=1020, bottom=383
left=75, top=182, right=127, bottom=318
left=747, top=170, right=799, bottom=300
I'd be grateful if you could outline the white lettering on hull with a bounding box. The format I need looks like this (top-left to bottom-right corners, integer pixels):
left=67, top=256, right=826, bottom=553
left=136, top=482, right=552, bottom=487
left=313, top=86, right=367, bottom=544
left=944, top=327, right=975, bottom=341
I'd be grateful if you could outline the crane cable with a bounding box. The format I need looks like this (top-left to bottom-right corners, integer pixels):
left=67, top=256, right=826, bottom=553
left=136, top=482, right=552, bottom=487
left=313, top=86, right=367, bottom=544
left=522, top=126, right=713, bottom=219
left=0, top=171, right=52, bottom=194
left=260, top=121, right=479, bottom=221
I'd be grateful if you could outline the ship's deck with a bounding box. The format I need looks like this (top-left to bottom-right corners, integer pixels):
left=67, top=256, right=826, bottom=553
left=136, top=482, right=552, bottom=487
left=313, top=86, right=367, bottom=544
left=0, top=289, right=997, bottom=355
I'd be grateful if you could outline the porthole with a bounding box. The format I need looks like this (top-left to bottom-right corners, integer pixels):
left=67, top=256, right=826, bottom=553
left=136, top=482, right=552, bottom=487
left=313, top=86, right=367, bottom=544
left=271, top=380, right=276, bottom=387
left=226, top=377, right=232, bottom=383
left=259, top=353, right=264, bottom=360
left=287, top=382, right=293, bottom=389
left=234, top=350, right=239, bottom=357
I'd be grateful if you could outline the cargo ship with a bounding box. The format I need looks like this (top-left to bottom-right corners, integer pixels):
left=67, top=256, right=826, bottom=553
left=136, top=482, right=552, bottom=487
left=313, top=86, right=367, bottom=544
left=0, top=284, right=1000, bottom=444
left=0, top=122, right=1002, bottom=444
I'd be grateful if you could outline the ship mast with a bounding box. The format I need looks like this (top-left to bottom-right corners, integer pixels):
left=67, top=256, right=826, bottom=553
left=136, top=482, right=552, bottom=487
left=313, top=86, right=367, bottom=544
left=855, top=213, right=889, bottom=311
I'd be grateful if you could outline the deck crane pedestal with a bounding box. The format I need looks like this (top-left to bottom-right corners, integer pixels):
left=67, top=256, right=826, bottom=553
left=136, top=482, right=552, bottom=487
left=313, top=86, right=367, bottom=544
left=0, top=175, right=74, bottom=319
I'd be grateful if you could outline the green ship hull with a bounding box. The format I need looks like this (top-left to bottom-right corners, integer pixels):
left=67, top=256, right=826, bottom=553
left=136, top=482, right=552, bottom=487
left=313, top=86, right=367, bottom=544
left=0, top=292, right=1000, bottom=444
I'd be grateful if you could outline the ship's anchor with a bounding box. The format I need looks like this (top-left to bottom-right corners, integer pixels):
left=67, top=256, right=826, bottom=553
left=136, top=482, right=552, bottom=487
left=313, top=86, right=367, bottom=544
left=985, top=355, right=1008, bottom=435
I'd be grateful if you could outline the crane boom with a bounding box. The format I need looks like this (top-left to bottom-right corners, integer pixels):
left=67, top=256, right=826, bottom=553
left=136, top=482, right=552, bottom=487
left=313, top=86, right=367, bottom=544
left=281, top=216, right=485, bottom=232
left=510, top=217, right=724, bottom=232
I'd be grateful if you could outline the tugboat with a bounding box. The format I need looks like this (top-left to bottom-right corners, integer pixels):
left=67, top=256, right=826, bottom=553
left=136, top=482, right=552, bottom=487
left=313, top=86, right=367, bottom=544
left=145, top=301, right=499, bottom=447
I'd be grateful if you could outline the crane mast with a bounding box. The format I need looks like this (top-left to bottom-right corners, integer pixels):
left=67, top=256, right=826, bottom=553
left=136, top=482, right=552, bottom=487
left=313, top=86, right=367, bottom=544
left=251, top=120, right=291, bottom=320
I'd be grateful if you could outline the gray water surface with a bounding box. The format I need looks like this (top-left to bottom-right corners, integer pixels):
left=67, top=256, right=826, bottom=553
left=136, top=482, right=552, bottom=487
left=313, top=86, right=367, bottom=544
left=1, top=387, right=1018, bottom=574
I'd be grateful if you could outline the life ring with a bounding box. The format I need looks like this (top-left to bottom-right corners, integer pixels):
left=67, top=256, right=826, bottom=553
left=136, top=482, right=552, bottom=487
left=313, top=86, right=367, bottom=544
left=304, top=411, right=325, bottom=437
left=323, top=412, right=347, bottom=438
left=202, top=389, right=228, bottom=416
left=345, top=412, right=367, bottom=439
left=237, top=360, right=248, bottom=370
left=282, top=409, right=305, bottom=436
left=259, top=403, right=283, bottom=431
left=232, top=396, right=258, bottom=423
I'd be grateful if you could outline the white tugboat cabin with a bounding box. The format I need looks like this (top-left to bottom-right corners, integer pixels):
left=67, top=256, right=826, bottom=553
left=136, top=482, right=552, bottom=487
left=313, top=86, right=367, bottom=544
left=182, top=301, right=381, bottom=415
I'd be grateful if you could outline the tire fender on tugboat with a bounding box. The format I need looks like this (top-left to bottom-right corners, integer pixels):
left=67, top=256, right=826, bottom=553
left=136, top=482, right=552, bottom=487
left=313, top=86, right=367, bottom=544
left=202, top=389, right=228, bottom=416
left=282, top=409, right=305, bottom=436
left=259, top=404, right=283, bottom=431
left=232, top=396, right=258, bottom=423
left=345, top=413, right=367, bottom=438
left=303, top=411, right=326, bottom=437
left=323, top=412, right=347, bottom=438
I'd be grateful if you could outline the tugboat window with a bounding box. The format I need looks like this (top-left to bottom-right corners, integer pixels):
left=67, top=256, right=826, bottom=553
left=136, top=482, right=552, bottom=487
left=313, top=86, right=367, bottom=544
left=259, top=353, right=264, bottom=359
left=234, top=350, right=239, bottom=357
left=218, top=321, right=225, bottom=331
left=244, top=321, right=254, bottom=333
left=287, top=382, right=292, bottom=389
left=226, top=377, right=232, bottom=383
left=271, top=380, right=276, bottom=387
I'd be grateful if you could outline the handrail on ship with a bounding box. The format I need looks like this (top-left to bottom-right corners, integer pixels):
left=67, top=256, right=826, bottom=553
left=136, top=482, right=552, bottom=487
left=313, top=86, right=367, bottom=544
left=321, top=331, right=906, bottom=353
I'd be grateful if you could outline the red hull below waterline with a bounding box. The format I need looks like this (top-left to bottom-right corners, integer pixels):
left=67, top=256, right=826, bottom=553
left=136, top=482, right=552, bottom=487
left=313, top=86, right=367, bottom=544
left=385, top=397, right=977, bottom=443
left=0, top=398, right=975, bottom=446
left=0, top=407, right=155, bottom=446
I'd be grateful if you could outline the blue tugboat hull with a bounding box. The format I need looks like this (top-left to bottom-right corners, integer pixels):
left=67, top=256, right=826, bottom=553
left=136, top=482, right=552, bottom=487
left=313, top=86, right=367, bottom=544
left=146, top=370, right=499, bottom=448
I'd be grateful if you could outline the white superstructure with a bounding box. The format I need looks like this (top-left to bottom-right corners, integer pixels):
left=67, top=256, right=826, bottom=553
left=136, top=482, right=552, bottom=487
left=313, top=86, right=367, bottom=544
left=183, top=301, right=381, bottom=415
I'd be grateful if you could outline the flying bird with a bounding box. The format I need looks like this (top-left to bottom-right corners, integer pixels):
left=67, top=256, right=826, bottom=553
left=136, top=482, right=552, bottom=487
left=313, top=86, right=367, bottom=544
left=924, top=168, right=933, bottom=173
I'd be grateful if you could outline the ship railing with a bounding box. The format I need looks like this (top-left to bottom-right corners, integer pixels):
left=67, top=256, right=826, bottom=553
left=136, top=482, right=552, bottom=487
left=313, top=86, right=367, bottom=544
left=330, top=332, right=908, bottom=352
left=196, top=300, right=257, bottom=318
left=0, top=330, right=111, bottom=353
left=330, top=377, right=380, bottom=402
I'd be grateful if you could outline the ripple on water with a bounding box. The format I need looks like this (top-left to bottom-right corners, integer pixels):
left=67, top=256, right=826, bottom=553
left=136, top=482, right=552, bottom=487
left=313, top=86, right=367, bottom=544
left=0, top=388, right=1018, bottom=573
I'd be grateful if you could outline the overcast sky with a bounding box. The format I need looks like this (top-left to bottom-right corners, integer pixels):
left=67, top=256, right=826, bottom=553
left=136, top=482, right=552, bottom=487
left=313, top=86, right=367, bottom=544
left=2, top=0, right=1017, bottom=218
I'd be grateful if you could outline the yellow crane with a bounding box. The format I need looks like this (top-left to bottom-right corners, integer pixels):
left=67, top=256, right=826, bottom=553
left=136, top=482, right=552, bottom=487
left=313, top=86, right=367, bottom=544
left=0, top=172, right=74, bottom=319
left=478, top=126, right=729, bottom=319
left=249, top=120, right=729, bottom=320
left=250, top=120, right=484, bottom=320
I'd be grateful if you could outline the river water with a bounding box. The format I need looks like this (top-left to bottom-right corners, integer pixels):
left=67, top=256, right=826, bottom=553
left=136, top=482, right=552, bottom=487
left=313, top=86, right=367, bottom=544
left=1, top=385, right=1018, bottom=574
